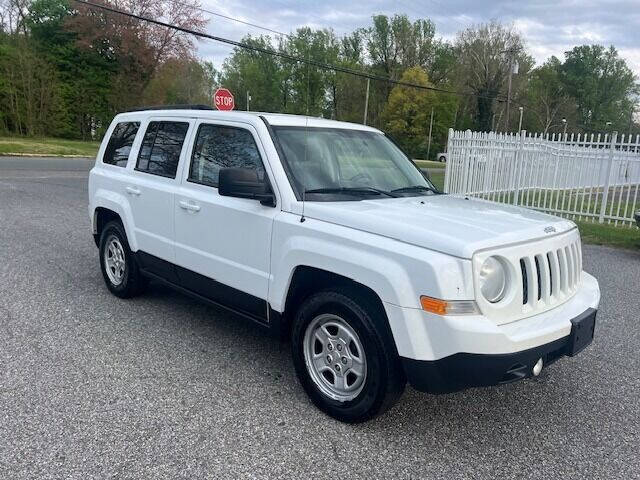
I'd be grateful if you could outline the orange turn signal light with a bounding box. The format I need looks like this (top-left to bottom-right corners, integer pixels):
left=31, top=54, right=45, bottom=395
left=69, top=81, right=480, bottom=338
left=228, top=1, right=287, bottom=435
left=420, top=296, right=479, bottom=315
left=420, top=296, right=448, bottom=315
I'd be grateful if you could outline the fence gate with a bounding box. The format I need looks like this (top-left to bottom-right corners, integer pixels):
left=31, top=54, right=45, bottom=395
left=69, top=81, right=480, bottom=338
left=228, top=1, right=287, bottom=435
left=444, top=129, right=640, bottom=227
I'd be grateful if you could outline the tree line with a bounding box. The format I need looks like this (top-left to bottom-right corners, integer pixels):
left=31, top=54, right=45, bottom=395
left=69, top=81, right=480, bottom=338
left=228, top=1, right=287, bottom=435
left=1, top=0, right=638, bottom=159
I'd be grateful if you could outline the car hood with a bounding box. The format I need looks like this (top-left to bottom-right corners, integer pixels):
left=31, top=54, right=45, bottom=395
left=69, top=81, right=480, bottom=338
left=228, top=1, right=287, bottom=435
left=301, top=195, right=576, bottom=259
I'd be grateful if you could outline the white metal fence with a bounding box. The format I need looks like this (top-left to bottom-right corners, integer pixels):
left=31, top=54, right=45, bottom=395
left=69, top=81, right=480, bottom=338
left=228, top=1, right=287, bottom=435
left=444, top=129, right=640, bottom=227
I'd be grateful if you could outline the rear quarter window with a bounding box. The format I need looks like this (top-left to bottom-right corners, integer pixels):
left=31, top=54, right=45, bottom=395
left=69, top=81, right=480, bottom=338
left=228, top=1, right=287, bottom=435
left=103, top=122, right=140, bottom=167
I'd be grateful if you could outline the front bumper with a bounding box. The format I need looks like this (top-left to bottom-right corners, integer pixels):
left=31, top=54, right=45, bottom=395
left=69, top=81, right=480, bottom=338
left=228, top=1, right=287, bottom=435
left=402, top=308, right=596, bottom=393
left=383, top=272, right=600, bottom=361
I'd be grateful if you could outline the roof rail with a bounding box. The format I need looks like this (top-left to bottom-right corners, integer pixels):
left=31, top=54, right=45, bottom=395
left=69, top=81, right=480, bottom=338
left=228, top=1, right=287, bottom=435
left=125, top=104, right=215, bottom=112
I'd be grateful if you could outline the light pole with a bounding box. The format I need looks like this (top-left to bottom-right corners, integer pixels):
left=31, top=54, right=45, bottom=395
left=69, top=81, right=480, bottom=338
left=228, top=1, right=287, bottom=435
left=246, top=91, right=251, bottom=111
left=562, top=118, right=567, bottom=137
left=518, top=106, right=524, bottom=132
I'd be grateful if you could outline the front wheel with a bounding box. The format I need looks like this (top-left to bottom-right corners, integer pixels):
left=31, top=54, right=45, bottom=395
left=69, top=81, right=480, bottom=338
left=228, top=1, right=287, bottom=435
left=291, top=289, right=405, bottom=423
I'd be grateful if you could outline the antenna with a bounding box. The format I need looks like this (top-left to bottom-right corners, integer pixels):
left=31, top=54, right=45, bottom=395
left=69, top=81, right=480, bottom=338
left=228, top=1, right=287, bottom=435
left=300, top=39, right=311, bottom=224
left=300, top=184, right=306, bottom=223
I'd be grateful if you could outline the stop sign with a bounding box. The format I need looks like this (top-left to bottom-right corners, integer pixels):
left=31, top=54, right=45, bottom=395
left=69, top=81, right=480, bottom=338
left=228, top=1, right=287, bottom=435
left=214, top=88, right=235, bottom=111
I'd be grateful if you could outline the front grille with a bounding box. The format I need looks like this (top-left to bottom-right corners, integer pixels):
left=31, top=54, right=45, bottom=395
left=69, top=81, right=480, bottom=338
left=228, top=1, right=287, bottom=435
left=519, top=237, right=582, bottom=308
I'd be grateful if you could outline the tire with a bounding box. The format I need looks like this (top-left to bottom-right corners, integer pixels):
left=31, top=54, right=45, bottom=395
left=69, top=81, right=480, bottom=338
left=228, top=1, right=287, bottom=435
left=99, top=220, right=148, bottom=298
left=439, top=155, right=446, bottom=163
left=291, top=288, right=406, bottom=423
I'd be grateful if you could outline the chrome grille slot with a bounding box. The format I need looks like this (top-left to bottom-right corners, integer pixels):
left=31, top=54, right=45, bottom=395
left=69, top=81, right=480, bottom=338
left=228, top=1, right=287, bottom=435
left=520, top=259, right=528, bottom=305
left=547, top=252, right=557, bottom=297
left=519, top=256, right=539, bottom=309
left=534, top=256, right=542, bottom=301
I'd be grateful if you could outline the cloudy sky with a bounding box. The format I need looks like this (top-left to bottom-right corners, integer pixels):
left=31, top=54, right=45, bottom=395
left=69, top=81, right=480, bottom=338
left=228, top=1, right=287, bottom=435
left=195, top=0, right=640, bottom=76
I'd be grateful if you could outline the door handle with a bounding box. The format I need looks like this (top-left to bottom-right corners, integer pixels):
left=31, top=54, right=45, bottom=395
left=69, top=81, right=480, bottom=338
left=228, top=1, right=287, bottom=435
left=126, top=186, right=141, bottom=196
left=178, top=200, right=201, bottom=212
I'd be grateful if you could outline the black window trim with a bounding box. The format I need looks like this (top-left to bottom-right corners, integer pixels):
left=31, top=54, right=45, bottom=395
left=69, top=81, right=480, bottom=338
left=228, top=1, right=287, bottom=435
left=102, top=121, right=141, bottom=168
left=134, top=119, right=190, bottom=180
left=186, top=121, right=268, bottom=190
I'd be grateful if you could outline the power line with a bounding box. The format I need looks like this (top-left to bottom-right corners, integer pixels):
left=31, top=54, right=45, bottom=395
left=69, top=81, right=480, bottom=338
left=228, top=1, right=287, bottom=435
left=72, top=0, right=508, bottom=103
left=182, top=2, right=292, bottom=39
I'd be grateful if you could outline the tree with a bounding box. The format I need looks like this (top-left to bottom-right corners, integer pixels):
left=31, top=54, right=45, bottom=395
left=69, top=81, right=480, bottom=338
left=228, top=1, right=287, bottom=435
left=524, top=57, right=576, bottom=134
left=143, top=58, right=217, bottom=106
left=24, top=0, right=115, bottom=138
left=367, top=15, right=437, bottom=78
left=560, top=45, right=638, bottom=132
left=220, top=35, right=285, bottom=112
left=0, top=0, right=30, bottom=34
left=381, top=67, right=455, bottom=158
left=68, top=0, right=206, bottom=110
left=283, top=27, right=341, bottom=116
left=0, top=37, right=62, bottom=135
left=454, top=22, right=529, bottom=131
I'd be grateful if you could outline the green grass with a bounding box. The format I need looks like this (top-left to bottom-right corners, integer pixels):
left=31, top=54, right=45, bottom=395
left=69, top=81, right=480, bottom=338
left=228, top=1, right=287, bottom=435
left=428, top=171, right=445, bottom=190
left=0, top=136, right=100, bottom=157
left=576, top=220, right=640, bottom=250
left=414, top=159, right=446, bottom=169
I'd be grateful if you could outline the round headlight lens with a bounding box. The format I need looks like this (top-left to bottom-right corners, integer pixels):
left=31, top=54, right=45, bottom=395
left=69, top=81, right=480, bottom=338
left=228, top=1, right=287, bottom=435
left=479, top=257, right=507, bottom=303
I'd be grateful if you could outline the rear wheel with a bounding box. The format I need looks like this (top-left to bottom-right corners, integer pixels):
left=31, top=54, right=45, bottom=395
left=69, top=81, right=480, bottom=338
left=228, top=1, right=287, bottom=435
left=99, top=220, right=147, bottom=298
left=291, top=288, right=405, bottom=423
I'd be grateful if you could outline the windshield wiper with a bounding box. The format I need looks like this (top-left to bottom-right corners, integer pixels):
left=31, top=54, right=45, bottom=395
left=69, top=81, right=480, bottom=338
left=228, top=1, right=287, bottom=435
left=304, top=187, right=399, bottom=198
left=390, top=185, right=439, bottom=195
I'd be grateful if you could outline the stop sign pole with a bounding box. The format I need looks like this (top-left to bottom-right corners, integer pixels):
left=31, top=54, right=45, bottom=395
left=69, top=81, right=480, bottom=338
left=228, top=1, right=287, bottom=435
left=214, top=88, right=235, bottom=111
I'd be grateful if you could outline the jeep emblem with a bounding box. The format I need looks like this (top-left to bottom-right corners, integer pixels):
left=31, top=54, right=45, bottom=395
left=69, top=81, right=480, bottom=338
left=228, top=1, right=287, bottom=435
left=544, top=226, right=556, bottom=234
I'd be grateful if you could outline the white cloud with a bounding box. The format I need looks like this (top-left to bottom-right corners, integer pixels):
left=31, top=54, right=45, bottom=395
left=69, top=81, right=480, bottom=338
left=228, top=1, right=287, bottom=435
left=195, top=0, right=640, bottom=76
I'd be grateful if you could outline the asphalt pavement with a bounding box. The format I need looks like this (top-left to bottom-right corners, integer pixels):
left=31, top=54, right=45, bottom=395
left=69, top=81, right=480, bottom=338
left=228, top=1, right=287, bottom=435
left=1, top=156, right=639, bottom=479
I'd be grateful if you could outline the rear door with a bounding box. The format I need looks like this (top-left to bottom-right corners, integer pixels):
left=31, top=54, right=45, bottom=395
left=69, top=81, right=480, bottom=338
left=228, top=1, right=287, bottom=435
left=174, top=120, right=277, bottom=321
left=127, top=117, right=193, bottom=279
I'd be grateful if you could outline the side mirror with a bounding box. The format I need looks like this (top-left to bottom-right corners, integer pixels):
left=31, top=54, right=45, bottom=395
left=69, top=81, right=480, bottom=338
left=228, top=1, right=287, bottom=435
left=218, top=168, right=275, bottom=206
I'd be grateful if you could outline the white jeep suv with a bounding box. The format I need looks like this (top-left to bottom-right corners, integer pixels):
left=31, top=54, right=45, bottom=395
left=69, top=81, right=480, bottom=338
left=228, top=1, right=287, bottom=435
left=88, top=106, right=600, bottom=423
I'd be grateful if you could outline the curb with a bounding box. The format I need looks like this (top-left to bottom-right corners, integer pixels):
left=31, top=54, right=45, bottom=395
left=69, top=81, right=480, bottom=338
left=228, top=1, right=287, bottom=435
left=0, top=153, right=93, bottom=158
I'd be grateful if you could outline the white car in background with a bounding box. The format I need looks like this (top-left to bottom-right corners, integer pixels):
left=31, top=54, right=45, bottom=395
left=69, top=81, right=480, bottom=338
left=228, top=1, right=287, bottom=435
left=88, top=106, right=600, bottom=423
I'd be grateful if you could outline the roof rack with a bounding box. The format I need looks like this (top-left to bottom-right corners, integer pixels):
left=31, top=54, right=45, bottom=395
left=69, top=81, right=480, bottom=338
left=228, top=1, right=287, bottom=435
left=125, top=104, right=215, bottom=112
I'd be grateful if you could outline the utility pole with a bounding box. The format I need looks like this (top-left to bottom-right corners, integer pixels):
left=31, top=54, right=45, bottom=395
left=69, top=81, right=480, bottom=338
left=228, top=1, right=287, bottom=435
left=426, top=107, right=434, bottom=160
left=504, top=48, right=518, bottom=131
left=506, top=58, right=513, bottom=131
left=246, top=91, right=251, bottom=111
left=363, top=78, right=370, bottom=125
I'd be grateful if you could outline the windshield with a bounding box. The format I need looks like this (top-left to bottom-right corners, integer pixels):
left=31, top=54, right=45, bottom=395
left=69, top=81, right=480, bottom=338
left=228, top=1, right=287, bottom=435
left=273, top=127, right=437, bottom=201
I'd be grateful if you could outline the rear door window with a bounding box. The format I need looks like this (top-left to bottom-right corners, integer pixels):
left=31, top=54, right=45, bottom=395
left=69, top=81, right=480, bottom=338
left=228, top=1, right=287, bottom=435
left=103, top=122, right=140, bottom=167
left=136, top=121, right=190, bottom=178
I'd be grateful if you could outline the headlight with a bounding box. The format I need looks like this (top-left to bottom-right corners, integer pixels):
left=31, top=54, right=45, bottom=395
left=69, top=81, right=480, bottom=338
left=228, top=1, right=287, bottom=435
left=479, top=256, right=507, bottom=303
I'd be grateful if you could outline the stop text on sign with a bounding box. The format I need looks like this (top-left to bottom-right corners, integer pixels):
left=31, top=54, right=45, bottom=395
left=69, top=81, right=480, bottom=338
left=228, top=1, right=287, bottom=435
left=214, top=88, right=235, bottom=111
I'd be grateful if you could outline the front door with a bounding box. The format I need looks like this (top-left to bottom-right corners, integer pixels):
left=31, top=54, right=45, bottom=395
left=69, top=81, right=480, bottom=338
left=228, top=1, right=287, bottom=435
left=174, top=120, right=277, bottom=322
